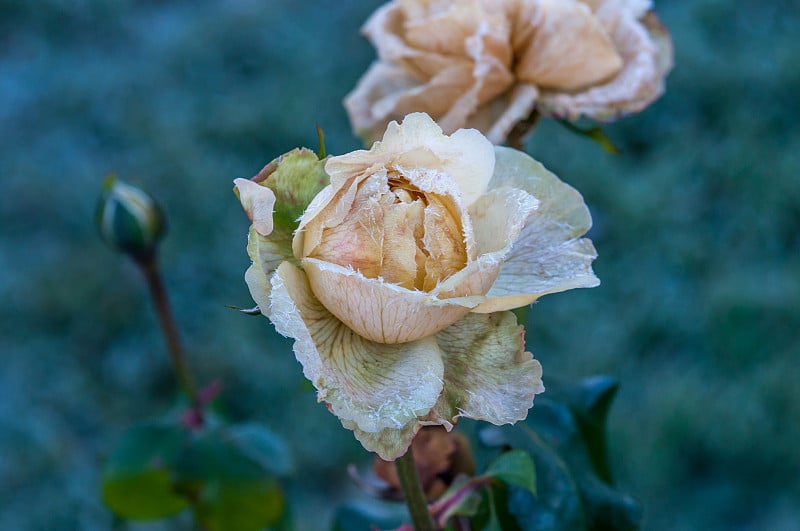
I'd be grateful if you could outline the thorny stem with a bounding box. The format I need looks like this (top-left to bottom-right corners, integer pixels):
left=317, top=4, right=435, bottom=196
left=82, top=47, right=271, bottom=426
left=138, top=254, right=198, bottom=405
left=506, top=110, right=541, bottom=151
left=395, top=447, right=436, bottom=531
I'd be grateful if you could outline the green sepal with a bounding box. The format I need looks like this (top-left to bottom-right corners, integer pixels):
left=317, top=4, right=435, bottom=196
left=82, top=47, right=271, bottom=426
left=254, top=148, right=329, bottom=230
left=558, top=120, right=621, bottom=155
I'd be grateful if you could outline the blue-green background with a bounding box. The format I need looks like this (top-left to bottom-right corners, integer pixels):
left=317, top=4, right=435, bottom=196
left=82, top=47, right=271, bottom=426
left=1, top=0, right=798, bottom=529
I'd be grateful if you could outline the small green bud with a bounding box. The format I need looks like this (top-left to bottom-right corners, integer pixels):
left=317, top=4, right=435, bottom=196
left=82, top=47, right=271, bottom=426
left=97, top=176, right=166, bottom=260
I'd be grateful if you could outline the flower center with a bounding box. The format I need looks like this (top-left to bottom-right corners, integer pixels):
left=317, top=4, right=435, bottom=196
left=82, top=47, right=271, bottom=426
left=304, top=171, right=467, bottom=291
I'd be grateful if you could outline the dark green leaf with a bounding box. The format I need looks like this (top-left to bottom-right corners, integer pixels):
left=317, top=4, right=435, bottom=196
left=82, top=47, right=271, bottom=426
left=476, top=375, right=643, bottom=530
left=567, top=376, right=619, bottom=483
left=101, top=423, right=188, bottom=520
left=486, top=450, right=537, bottom=495
left=195, top=478, right=285, bottom=531
left=174, top=430, right=267, bottom=481
left=228, top=422, right=293, bottom=477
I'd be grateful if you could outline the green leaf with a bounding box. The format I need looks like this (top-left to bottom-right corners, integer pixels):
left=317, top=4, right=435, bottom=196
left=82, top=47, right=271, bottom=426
left=567, top=376, right=619, bottom=483
left=476, top=375, right=643, bottom=530
left=486, top=450, right=537, bottom=495
left=175, top=429, right=287, bottom=531
left=101, top=423, right=189, bottom=520
left=228, top=422, right=294, bottom=477
left=195, top=478, right=285, bottom=531
left=174, top=430, right=268, bottom=482
left=473, top=484, right=522, bottom=531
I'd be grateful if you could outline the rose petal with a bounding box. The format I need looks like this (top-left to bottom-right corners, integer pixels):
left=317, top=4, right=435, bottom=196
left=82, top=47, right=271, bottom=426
left=513, top=0, right=623, bottom=91
left=342, top=419, right=421, bottom=461
left=537, top=5, right=672, bottom=120
left=430, top=185, right=538, bottom=300
left=244, top=263, right=271, bottom=317
left=269, top=262, right=444, bottom=433
left=435, top=311, right=544, bottom=424
left=472, top=147, right=599, bottom=313
left=328, top=113, right=495, bottom=206
left=244, top=225, right=295, bottom=317
left=234, top=178, right=276, bottom=237
left=302, top=257, right=475, bottom=344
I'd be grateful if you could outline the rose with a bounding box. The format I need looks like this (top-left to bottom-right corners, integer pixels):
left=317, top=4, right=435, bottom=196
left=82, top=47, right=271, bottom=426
left=235, top=113, right=599, bottom=459
left=345, top=0, right=673, bottom=145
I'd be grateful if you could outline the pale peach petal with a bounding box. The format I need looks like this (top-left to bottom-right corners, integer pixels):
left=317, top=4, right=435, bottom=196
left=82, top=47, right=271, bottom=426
left=234, top=178, right=275, bottom=237
left=243, top=263, right=271, bottom=317
left=269, top=262, right=444, bottom=433
left=472, top=147, right=599, bottom=313
left=435, top=311, right=544, bottom=424
left=431, top=185, right=538, bottom=301
left=513, top=0, right=622, bottom=91
left=302, top=258, right=474, bottom=344
left=537, top=7, right=672, bottom=120
left=244, top=225, right=295, bottom=317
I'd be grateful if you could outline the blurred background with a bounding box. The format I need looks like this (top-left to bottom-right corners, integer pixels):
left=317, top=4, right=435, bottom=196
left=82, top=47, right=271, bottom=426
left=1, top=0, right=798, bottom=529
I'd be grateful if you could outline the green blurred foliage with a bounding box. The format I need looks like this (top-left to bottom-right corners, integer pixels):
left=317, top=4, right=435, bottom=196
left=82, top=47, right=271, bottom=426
left=1, top=0, right=798, bottom=529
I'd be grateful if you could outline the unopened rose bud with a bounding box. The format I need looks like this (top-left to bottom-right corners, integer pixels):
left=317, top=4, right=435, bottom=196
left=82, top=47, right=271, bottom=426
left=96, top=176, right=166, bottom=261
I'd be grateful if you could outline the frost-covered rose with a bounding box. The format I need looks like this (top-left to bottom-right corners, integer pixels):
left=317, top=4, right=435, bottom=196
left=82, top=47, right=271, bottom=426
left=235, top=113, right=599, bottom=459
left=346, top=0, right=673, bottom=144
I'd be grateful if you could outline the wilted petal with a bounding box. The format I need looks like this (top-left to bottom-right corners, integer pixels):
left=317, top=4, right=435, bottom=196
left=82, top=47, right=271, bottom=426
left=345, top=61, right=430, bottom=146
left=327, top=113, right=495, bottom=206
left=243, top=225, right=295, bottom=317
left=473, top=147, right=599, bottom=313
left=234, top=178, right=276, bottom=237
left=435, top=311, right=543, bottom=424
left=302, top=258, right=475, bottom=344
left=513, top=0, right=622, bottom=91
left=269, top=262, right=444, bottom=433
left=244, top=263, right=271, bottom=317
left=431, top=185, right=538, bottom=300
left=537, top=5, right=672, bottom=120
left=343, top=419, right=421, bottom=461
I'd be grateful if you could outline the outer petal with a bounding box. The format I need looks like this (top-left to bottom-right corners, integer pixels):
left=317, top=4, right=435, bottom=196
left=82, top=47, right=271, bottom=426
left=537, top=7, right=672, bottom=120
left=302, top=258, right=476, bottom=344
left=472, top=147, right=599, bottom=313
left=342, top=420, right=421, bottom=461
left=431, top=185, right=538, bottom=300
left=435, top=311, right=544, bottom=424
left=513, top=0, right=623, bottom=91
left=244, top=225, right=295, bottom=317
left=269, top=261, right=444, bottom=433
left=234, top=178, right=275, bottom=237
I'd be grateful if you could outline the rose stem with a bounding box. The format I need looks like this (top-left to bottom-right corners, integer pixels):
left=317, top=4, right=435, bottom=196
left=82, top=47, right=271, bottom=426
left=138, top=253, right=198, bottom=405
left=395, top=447, right=436, bottom=530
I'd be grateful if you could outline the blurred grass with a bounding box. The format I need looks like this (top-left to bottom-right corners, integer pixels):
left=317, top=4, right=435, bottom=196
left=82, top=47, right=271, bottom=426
left=0, top=0, right=798, bottom=529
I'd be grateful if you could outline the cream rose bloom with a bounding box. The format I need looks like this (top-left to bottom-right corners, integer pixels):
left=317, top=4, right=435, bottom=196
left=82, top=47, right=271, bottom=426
left=346, top=0, right=673, bottom=144
left=235, top=113, right=599, bottom=459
